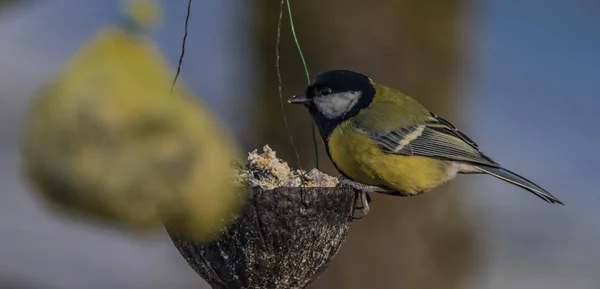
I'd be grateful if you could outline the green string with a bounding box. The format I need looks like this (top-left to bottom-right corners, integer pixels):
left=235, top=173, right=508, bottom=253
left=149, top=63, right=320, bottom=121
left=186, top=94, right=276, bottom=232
left=285, top=0, right=320, bottom=170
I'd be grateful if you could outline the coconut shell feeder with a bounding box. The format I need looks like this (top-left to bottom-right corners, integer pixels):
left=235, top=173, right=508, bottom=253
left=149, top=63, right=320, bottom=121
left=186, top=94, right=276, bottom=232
left=167, top=146, right=358, bottom=289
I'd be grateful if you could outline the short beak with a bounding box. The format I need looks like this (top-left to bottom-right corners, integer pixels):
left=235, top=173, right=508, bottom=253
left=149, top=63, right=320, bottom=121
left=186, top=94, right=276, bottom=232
left=288, top=93, right=312, bottom=104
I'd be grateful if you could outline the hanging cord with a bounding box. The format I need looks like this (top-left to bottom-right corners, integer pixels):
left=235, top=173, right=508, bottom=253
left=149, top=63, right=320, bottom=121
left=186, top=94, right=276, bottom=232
left=284, top=0, right=320, bottom=169
left=171, top=0, right=320, bottom=172
left=276, top=0, right=303, bottom=173
left=171, top=0, right=192, bottom=91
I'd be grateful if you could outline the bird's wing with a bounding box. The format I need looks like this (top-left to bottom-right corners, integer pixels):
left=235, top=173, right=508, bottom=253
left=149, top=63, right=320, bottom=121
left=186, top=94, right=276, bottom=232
left=366, top=112, right=500, bottom=167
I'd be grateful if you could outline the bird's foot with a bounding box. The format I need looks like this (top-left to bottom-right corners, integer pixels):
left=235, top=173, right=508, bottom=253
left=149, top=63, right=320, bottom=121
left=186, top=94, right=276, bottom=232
left=354, top=191, right=371, bottom=219
left=337, top=176, right=393, bottom=219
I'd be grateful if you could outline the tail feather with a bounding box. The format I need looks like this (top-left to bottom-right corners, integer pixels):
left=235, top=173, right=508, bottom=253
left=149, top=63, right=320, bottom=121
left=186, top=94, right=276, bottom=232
left=473, top=166, right=564, bottom=205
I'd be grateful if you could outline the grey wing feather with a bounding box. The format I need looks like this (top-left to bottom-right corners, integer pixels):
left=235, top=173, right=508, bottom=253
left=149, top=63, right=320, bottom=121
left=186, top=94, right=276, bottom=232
left=427, top=112, right=480, bottom=148
left=368, top=112, right=499, bottom=167
left=371, top=127, right=418, bottom=154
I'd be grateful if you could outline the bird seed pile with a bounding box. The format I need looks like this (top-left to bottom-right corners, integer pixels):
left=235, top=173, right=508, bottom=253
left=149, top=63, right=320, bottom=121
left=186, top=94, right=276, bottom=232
left=233, top=145, right=338, bottom=189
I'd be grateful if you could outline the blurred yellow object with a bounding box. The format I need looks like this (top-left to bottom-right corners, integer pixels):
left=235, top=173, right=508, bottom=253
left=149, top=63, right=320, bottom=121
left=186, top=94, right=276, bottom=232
left=21, top=21, right=245, bottom=241
left=123, top=0, right=162, bottom=30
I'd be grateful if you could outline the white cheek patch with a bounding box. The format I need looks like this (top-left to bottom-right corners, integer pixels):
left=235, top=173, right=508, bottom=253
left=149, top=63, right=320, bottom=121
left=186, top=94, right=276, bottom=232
left=313, top=91, right=362, bottom=118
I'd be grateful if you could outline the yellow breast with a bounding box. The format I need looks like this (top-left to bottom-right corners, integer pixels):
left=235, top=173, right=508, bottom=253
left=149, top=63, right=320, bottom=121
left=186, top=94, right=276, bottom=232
left=328, top=120, right=450, bottom=195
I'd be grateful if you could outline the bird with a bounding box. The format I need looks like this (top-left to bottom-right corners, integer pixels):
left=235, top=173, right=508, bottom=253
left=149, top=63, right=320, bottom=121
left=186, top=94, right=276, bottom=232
left=288, top=69, right=563, bottom=217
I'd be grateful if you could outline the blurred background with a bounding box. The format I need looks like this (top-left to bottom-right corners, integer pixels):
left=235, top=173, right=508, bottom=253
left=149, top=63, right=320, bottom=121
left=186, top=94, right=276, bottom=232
left=0, top=0, right=598, bottom=288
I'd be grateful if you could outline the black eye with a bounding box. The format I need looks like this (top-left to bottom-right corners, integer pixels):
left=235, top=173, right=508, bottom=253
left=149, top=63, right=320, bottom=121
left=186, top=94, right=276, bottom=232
left=320, top=87, right=332, bottom=96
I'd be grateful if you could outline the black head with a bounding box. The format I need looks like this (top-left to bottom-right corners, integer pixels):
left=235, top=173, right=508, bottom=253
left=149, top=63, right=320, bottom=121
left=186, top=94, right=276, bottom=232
left=288, top=70, right=375, bottom=139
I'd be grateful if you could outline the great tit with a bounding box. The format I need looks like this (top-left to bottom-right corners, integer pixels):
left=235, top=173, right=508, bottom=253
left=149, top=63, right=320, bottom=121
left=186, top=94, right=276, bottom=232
left=289, top=70, right=563, bottom=216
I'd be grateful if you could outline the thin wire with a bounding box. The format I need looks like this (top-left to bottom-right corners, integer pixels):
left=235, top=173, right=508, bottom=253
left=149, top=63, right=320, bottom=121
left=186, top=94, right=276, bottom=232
left=171, top=0, right=192, bottom=92
left=276, top=0, right=302, bottom=172
left=285, top=0, right=309, bottom=83
left=285, top=0, right=320, bottom=170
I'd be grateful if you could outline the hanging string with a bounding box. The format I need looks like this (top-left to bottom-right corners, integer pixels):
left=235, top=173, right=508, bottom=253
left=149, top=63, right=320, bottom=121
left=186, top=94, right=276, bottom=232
left=172, top=0, right=320, bottom=170
left=276, top=0, right=302, bottom=172
left=284, top=0, right=320, bottom=169
left=171, top=0, right=192, bottom=91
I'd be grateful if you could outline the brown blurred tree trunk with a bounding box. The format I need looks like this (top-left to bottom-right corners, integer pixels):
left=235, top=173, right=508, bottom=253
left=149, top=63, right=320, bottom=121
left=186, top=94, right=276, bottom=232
left=253, top=1, right=477, bottom=289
